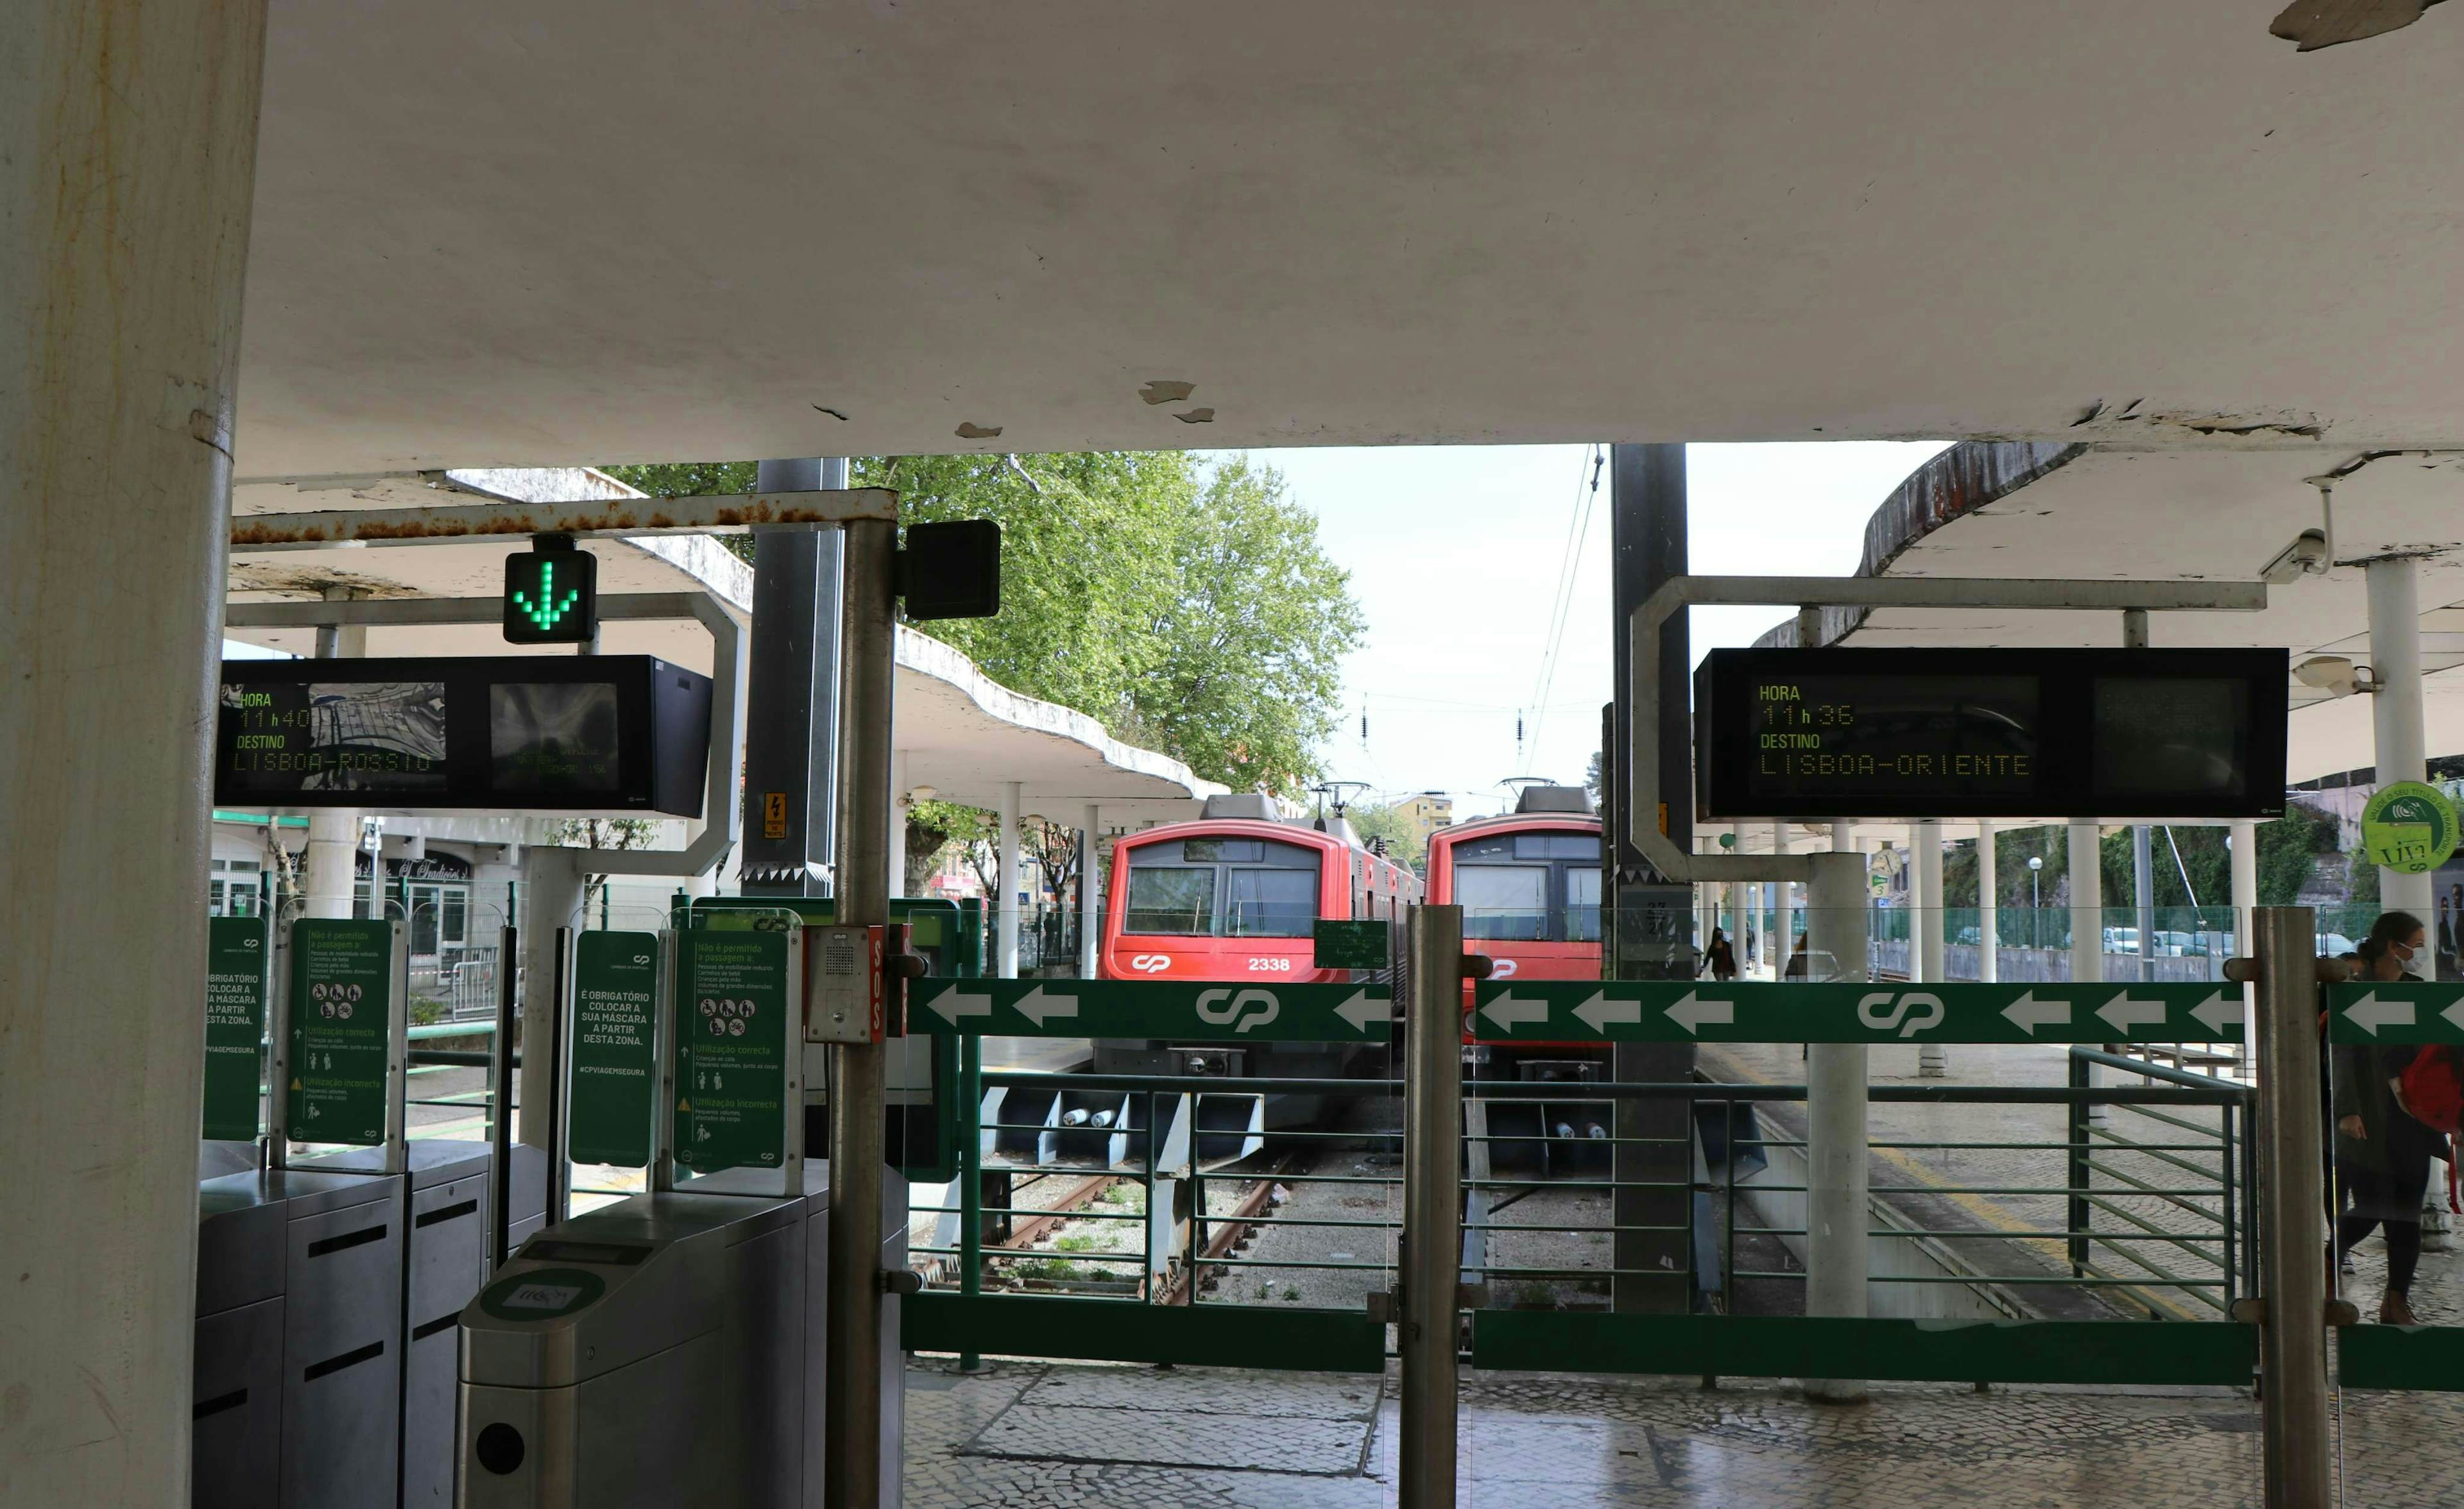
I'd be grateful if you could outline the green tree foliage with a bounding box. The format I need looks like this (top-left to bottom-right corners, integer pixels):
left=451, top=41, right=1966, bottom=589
left=604, top=452, right=1363, bottom=796
left=1347, top=801, right=1426, bottom=872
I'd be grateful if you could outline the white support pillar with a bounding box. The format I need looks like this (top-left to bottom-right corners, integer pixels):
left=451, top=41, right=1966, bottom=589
left=302, top=597, right=368, bottom=918
left=1912, top=819, right=1947, bottom=1077
left=1079, top=804, right=1102, bottom=978
left=1772, top=823, right=1795, bottom=979
left=887, top=751, right=908, bottom=899
left=996, top=780, right=1022, bottom=978
left=1, top=3, right=271, bottom=1498
left=1976, top=819, right=1998, bottom=984
left=2370, top=555, right=2435, bottom=928
left=1802, top=848, right=1870, bottom=1403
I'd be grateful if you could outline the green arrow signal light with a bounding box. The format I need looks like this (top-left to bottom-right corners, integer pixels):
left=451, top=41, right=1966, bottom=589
left=513, top=559, right=583, bottom=629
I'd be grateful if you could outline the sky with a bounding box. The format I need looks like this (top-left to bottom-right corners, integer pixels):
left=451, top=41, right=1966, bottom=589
left=1247, top=441, right=1951, bottom=822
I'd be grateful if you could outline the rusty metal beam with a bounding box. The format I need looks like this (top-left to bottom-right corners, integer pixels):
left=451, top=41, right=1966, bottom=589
left=229, top=488, right=897, bottom=551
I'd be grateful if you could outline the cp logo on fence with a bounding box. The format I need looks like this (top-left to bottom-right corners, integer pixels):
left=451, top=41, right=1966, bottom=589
left=1858, top=991, right=1946, bottom=1038
left=1129, top=954, right=1172, bottom=973
left=1195, top=988, right=1280, bottom=1034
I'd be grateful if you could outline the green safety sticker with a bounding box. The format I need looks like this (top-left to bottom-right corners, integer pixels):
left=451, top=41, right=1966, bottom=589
left=676, top=930, right=791, bottom=1173
left=2361, top=780, right=2460, bottom=875
left=1467, top=980, right=2245, bottom=1044
left=908, top=978, right=1394, bottom=1041
left=1312, top=919, right=1390, bottom=972
left=2326, top=982, right=2464, bottom=1044
left=202, top=915, right=271, bottom=1141
left=286, top=918, right=394, bottom=1145
left=568, top=932, right=661, bottom=1168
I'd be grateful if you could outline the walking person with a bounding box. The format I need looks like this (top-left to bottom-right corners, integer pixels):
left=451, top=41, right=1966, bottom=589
left=1703, top=927, right=1738, bottom=984
left=2334, top=910, right=2439, bottom=1324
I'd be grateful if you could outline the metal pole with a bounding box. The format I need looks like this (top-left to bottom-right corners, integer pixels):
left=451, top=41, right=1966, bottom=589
left=2232, top=820, right=2260, bottom=1061
left=2134, top=825, right=2156, bottom=984
left=1912, top=819, right=1946, bottom=1077
left=826, top=515, right=896, bottom=1509
left=549, top=928, right=571, bottom=1222
left=2069, top=821, right=2107, bottom=1121
left=2369, top=554, right=2434, bottom=928
left=2246, top=907, right=2331, bottom=1509
left=1400, top=903, right=1464, bottom=1508
left=1802, top=851, right=1869, bottom=1404
left=1976, top=820, right=1998, bottom=985
left=490, top=922, right=518, bottom=1270
left=996, top=781, right=1022, bottom=978
left=957, top=1033, right=984, bottom=1373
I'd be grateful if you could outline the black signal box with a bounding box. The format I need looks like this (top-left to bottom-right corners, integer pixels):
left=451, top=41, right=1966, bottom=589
left=503, top=541, right=599, bottom=645
left=898, top=519, right=1002, bottom=620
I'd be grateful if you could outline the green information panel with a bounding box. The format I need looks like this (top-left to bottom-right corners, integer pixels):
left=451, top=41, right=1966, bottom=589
left=909, top=978, right=1394, bottom=1041
left=1467, top=979, right=2244, bottom=1045
left=676, top=929, right=792, bottom=1173
left=2327, top=982, right=2464, bottom=1044
left=203, top=916, right=271, bottom=1141
left=569, top=932, right=661, bottom=1167
left=286, top=918, right=395, bottom=1145
left=1312, top=919, right=1390, bottom=971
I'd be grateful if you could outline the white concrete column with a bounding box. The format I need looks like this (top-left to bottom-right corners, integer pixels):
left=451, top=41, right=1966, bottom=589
left=1079, top=804, right=1102, bottom=978
left=1912, top=820, right=1947, bottom=1076
left=1802, top=848, right=1870, bottom=1402
left=996, top=780, right=1022, bottom=977
left=1, top=3, right=271, bottom=1498
left=1976, top=820, right=1998, bottom=984
left=2069, top=821, right=2105, bottom=987
left=301, top=599, right=368, bottom=917
left=518, top=848, right=586, bottom=1150
left=887, top=751, right=908, bottom=899
left=1772, top=823, right=1795, bottom=980
left=2370, top=554, right=2435, bottom=926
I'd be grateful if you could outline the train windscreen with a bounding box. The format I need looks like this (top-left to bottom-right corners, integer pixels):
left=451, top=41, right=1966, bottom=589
left=1453, top=830, right=1603, bottom=942
left=1124, top=835, right=1319, bottom=937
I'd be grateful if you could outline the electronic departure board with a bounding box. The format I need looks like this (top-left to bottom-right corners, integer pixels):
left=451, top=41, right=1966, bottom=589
left=216, top=655, right=712, bottom=815
left=1693, top=647, right=2289, bottom=820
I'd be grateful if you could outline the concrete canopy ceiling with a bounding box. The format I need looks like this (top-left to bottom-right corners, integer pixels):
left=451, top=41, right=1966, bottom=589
left=1752, top=443, right=2464, bottom=786
left=238, top=1, right=2464, bottom=476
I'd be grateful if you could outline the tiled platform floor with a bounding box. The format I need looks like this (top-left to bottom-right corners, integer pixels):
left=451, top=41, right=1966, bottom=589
left=905, top=1358, right=2464, bottom=1508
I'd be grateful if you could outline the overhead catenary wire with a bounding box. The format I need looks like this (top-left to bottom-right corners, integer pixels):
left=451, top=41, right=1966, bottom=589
left=1520, top=443, right=1605, bottom=773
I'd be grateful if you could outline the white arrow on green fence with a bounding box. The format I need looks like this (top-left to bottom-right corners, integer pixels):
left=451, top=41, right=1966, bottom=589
left=2000, top=991, right=2069, bottom=1036
left=1481, top=991, right=1550, bottom=1032
left=2344, top=992, right=2415, bottom=1037
left=2445, top=998, right=2464, bottom=1035
left=2096, top=991, right=2168, bottom=1036
left=1573, top=991, right=1641, bottom=1035
left=1662, top=992, right=1732, bottom=1036
left=924, top=985, right=992, bottom=1027
left=1334, top=990, right=1389, bottom=1034
left=1013, top=986, right=1077, bottom=1028
left=2189, top=991, right=2241, bottom=1039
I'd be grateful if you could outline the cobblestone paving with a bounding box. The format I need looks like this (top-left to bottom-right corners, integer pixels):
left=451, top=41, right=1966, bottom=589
left=907, top=1360, right=2464, bottom=1506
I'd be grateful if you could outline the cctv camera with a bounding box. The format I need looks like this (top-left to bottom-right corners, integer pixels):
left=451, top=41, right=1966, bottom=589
left=2293, top=655, right=2375, bottom=699
left=2259, top=529, right=2329, bottom=585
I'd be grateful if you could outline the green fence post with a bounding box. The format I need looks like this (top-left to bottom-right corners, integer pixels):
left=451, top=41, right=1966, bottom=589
left=2067, top=1050, right=2091, bottom=1277
left=958, top=1031, right=984, bottom=1373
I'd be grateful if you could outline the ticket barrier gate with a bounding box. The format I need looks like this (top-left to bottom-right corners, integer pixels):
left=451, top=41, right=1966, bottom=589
left=194, top=1141, right=551, bottom=1508
left=456, top=1161, right=908, bottom=1508
left=193, top=914, right=548, bottom=1508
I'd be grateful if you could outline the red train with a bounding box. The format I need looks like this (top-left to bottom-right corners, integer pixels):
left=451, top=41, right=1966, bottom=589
left=1095, top=792, right=1419, bottom=1098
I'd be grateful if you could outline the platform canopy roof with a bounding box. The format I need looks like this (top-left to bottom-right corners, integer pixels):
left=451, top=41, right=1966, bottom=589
left=237, top=2, right=2464, bottom=480
left=1743, top=443, right=2464, bottom=792
left=225, top=470, right=1224, bottom=832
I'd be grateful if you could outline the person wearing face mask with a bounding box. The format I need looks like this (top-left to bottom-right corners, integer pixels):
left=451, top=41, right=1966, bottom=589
left=2333, top=910, right=2437, bottom=1324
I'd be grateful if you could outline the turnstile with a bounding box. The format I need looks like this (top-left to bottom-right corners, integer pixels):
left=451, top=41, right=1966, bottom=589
left=457, top=1161, right=908, bottom=1509
left=193, top=1140, right=549, bottom=1508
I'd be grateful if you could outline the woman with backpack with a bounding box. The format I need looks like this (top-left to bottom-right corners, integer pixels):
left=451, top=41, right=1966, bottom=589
left=2332, top=910, right=2439, bottom=1324
left=1703, top=928, right=1737, bottom=983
